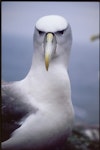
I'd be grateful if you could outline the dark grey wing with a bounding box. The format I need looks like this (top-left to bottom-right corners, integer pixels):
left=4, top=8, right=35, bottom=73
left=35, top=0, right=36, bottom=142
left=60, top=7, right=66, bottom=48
left=1, top=81, right=38, bottom=142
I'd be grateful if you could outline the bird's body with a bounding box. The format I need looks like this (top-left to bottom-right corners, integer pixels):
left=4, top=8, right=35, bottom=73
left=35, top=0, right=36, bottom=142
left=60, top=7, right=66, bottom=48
left=2, top=15, right=74, bottom=150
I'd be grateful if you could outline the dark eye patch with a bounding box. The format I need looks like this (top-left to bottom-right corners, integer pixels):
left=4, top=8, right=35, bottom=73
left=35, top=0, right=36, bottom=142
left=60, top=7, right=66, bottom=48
left=37, top=30, right=44, bottom=35
left=56, top=29, right=65, bottom=35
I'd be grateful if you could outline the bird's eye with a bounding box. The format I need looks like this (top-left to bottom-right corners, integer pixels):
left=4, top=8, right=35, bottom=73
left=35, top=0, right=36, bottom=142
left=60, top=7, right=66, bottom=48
left=38, top=30, right=44, bottom=35
left=56, top=30, right=65, bottom=35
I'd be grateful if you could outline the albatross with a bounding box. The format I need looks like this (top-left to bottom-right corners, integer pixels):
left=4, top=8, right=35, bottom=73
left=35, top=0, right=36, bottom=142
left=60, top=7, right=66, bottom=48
left=2, top=15, right=74, bottom=150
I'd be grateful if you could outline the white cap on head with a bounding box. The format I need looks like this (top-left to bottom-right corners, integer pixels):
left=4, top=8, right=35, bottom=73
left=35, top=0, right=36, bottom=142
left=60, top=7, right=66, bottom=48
left=36, top=15, right=68, bottom=33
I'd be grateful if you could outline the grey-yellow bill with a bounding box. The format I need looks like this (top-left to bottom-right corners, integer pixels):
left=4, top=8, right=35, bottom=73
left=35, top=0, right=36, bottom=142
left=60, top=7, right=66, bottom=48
left=44, top=33, right=56, bottom=71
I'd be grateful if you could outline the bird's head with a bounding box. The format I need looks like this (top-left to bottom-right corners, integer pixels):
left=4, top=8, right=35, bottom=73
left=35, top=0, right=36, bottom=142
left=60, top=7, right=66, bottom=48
left=33, top=15, right=72, bottom=71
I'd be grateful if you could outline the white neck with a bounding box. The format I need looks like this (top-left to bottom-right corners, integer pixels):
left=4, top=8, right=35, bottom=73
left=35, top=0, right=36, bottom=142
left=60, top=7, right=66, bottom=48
left=16, top=47, right=71, bottom=112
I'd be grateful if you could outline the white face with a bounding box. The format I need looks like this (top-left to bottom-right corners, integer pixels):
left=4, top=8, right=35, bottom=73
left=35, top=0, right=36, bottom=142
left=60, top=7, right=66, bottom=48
left=34, top=15, right=72, bottom=71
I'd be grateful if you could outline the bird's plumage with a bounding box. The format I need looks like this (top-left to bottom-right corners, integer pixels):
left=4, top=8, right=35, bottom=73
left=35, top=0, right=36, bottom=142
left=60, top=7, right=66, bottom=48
left=1, top=15, right=74, bottom=150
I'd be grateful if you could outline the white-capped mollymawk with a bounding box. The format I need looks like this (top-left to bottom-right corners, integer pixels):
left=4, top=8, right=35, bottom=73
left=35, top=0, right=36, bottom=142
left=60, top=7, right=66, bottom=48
left=2, top=15, right=74, bottom=150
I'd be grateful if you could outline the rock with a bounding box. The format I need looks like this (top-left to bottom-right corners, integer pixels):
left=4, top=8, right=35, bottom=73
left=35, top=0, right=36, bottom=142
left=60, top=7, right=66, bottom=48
left=55, top=124, right=99, bottom=150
